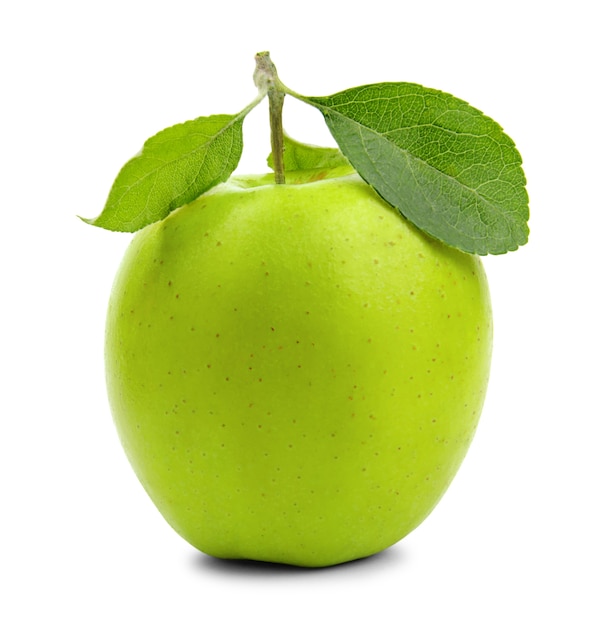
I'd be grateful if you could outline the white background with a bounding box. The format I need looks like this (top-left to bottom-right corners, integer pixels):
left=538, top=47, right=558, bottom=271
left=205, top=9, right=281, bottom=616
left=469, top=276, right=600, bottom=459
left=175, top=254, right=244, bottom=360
left=2, top=1, right=604, bottom=624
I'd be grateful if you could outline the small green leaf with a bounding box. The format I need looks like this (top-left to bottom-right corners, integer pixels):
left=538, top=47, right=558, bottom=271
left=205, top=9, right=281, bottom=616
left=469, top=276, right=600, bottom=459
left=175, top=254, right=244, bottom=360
left=84, top=113, right=246, bottom=232
left=300, top=83, right=529, bottom=255
left=267, top=133, right=351, bottom=172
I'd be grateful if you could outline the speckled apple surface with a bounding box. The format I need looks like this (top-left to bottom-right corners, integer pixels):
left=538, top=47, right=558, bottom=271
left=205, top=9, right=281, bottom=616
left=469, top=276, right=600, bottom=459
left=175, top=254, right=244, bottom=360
left=105, top=170, right=492, bottom=567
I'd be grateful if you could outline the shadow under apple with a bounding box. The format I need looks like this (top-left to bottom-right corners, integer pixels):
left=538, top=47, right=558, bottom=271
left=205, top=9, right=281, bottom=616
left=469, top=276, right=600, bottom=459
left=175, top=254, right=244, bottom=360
left=190, top=543, right=407, bottom=578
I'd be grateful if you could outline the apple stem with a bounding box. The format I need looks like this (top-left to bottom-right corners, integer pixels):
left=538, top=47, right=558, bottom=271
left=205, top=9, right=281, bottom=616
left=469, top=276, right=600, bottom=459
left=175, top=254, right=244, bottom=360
left=254, top=52, right=286, bottom=184
left=268, top=89, right=286, bottom=184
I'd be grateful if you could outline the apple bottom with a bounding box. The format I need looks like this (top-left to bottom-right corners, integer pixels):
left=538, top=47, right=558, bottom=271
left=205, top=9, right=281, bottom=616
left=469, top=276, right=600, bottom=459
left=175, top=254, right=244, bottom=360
left=121, top=379, right=484, bottom=569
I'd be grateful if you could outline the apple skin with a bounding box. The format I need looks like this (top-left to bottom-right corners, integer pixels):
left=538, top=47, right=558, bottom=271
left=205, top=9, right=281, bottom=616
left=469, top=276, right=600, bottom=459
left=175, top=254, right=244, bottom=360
left=105, top=169, right=492, bottom=567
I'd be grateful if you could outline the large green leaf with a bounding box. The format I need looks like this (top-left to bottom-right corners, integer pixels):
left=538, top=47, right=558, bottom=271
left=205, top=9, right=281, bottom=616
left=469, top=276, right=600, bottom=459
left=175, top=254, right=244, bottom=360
left=301, top=83, right=529, bottom=255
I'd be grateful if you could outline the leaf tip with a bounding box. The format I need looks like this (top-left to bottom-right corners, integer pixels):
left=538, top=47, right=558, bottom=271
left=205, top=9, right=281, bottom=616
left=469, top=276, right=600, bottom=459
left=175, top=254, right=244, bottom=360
left=78, top=214, right=97, bottom=227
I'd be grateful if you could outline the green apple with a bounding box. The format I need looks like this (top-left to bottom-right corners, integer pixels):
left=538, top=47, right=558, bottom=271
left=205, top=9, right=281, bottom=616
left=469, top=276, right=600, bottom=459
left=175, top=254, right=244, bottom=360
left=105, top=168, right=492, bottom=567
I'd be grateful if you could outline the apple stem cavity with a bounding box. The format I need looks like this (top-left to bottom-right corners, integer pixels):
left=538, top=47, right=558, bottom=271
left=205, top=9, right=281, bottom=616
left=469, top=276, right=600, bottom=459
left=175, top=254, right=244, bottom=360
left=254, top=51, right=286, bottom=185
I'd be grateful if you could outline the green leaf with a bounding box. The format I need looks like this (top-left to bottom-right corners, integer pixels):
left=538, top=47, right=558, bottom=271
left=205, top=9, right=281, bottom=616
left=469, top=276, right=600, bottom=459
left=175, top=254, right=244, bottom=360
left=300, top=83, right=529, bottom=255
left=267, top=133, right=351, bottom=172
left=84, top=113, right=246, bottom=232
